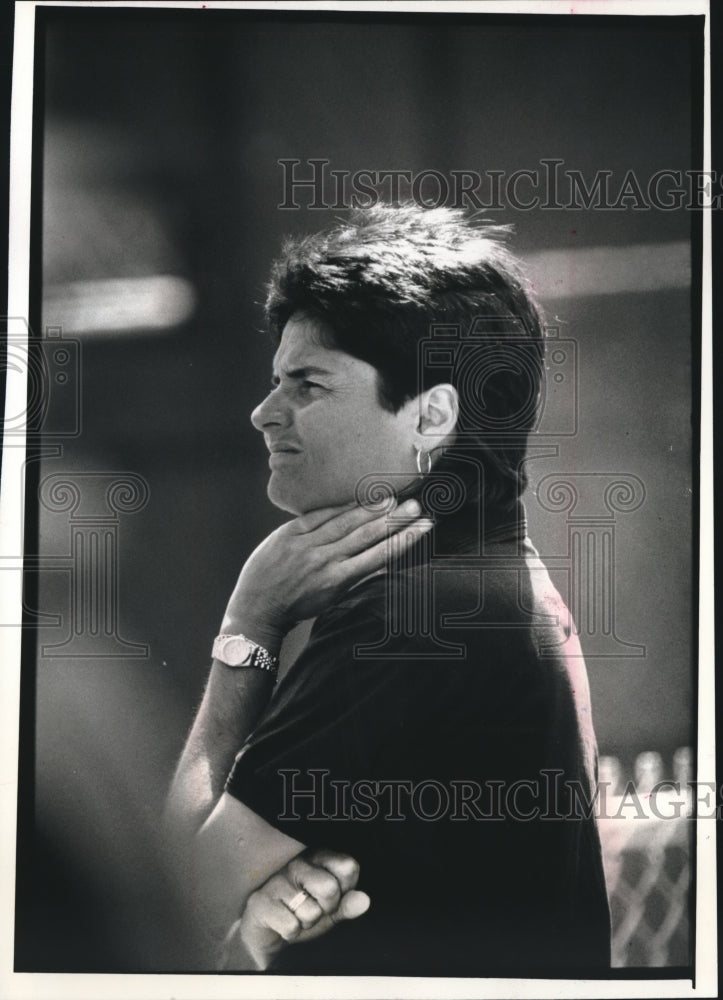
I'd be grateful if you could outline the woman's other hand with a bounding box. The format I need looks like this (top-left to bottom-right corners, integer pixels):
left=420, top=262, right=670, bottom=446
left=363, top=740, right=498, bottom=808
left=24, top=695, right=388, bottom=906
left=221, top=847, right=370, bottom=970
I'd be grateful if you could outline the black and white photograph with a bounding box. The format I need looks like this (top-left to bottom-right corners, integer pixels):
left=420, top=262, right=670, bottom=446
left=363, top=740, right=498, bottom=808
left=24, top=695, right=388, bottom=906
left=0, top=1, right=716, bottom=996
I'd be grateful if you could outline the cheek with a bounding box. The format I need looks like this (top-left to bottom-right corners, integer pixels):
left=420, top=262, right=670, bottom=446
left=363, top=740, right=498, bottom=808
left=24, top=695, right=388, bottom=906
left=304, top=409, right=364, bottom=454
left=365, top=419, right=409, bottom=461
left=298, top=405, right=407, bottom=475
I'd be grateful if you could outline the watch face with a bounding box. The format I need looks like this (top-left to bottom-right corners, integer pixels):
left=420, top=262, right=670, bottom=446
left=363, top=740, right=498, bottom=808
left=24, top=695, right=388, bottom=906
left=220, top=636, right=254, bottom=666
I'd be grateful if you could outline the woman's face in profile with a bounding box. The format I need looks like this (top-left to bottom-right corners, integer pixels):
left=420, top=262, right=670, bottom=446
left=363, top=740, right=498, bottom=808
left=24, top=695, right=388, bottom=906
left=251, top=313, right=420, bottom=515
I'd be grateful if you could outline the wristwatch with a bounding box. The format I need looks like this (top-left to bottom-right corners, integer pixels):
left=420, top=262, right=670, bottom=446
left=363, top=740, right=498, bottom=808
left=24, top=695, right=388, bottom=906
left=212, top=633, right=278, bottom=674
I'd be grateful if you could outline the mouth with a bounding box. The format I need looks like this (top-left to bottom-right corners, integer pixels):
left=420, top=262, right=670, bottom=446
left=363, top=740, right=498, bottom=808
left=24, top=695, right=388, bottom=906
left=268, top=444, right=302, bottom=467
left=268, top=443, right=302, bottom=455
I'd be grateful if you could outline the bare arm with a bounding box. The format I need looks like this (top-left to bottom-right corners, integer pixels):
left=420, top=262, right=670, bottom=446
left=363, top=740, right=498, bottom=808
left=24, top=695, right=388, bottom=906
left=164, top=653, right=278, bottom=841
left=194, top=792, right=306, bottom=953
left=164, top=636, right=290, bottom=966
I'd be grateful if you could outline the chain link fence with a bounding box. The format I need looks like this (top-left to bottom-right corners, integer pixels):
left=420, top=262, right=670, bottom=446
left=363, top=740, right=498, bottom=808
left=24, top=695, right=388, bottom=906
left=599, top=748, right=692, bottom=967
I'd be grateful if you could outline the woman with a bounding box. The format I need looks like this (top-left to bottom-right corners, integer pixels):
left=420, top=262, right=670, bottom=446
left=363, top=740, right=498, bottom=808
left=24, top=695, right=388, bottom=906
left=166, top=204, right=611, bottom=974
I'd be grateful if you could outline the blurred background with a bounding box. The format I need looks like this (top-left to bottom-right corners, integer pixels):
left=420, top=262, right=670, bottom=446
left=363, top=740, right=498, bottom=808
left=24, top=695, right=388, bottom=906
left=15, top=7, right=698, bottom=973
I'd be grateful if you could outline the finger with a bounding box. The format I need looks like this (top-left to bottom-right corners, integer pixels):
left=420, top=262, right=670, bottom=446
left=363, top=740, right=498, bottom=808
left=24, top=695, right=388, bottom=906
left=245, top=891, right=302, bottom=944
left=261, top=870, right=297, bottom=902
left=340, top=518, right=434, bottom=581
left=285, top=857, right=342, bottom=915
left=294, top=501, right=359, bottom=533
left=303, top=848, right=360, bottom=894
left=295, top=891, right=371, bottom=945
left=282, top=890, right=324, bottom=930
left=309, top=498, right=400, bottom=544
left=330, top=499, right=429, bottom=558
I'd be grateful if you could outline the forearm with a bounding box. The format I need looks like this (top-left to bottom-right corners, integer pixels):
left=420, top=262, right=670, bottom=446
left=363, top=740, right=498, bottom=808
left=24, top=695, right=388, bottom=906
left=166, top=602, right=283, bottom=828
left=166, top=659, right=277, bottom=839
left=194, top=792, right=305, bottom=957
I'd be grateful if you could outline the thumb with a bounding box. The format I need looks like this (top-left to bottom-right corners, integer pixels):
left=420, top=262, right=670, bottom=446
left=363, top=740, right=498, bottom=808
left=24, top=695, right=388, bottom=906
left=336, top=890, right=371, bottom=921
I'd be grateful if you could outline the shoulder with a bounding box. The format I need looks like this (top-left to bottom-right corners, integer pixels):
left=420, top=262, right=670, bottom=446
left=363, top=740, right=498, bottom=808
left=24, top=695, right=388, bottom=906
left=312, top=536, right=559, bottom=641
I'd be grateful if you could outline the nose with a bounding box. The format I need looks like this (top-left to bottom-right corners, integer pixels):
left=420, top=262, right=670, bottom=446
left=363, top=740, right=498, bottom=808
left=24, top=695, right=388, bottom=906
left=250, top=386, right=289, bottom=432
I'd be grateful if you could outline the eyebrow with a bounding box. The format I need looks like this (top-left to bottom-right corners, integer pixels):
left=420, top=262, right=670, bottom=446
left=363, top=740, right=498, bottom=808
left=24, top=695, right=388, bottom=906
left=271, top=365, right=336, bottom=381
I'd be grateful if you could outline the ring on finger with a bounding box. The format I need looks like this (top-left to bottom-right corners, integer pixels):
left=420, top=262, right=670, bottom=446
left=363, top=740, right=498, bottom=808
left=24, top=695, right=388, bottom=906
left=286, top=889, right=310, bottom=914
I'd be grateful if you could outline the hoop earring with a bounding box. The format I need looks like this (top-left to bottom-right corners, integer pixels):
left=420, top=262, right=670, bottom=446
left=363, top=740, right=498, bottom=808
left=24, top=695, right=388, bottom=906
left=415, top=446, right=432, bottom=476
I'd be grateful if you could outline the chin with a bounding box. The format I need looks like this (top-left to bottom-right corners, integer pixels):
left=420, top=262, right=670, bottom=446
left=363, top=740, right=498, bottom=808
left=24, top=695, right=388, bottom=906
left=266, top=476, right=319, bottom=516
left=266, top=479, right=302, bottom=515
left=267, top=475, right=348, bottom=517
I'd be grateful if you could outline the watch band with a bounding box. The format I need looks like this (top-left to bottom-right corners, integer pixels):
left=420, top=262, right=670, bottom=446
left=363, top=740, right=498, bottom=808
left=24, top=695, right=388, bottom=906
left=212, top=633, right=279, bottom=673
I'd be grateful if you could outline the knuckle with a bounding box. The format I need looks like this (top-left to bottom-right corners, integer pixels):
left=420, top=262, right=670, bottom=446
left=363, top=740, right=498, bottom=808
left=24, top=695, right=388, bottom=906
left=330, top=855, right=360, bottom=888
left=306, top=547, right=326, bottom=571
left=344, top=856, right=361, bottom=881
left=298, top=900, right=323, bottom=929
left=285, top=857, right=305, bottom=883
left=288, top=858, right=318, bottom=890
left=314, top=873, right=340, bottom=901
left=304, top=872, right=340, bottom=910
left=308, top=848, right=360, bottom=887
left=278, top=913, right=302, bottom=941
left=304, top=846, right=332, bottom=866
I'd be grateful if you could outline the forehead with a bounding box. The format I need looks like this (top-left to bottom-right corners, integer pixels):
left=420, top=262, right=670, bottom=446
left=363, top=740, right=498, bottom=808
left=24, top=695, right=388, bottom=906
left=273, top=313, right=347, bottom=373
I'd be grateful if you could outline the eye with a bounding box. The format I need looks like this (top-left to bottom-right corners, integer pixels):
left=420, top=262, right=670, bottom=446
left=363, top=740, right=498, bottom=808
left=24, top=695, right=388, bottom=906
left=269, top=375, right=325, bottom=395
left=295, top=378, right=326, bottom=396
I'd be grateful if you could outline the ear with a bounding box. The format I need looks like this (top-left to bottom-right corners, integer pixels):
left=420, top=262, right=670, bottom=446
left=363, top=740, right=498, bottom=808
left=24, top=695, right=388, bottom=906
left=415, top=383, right=459, bottom=448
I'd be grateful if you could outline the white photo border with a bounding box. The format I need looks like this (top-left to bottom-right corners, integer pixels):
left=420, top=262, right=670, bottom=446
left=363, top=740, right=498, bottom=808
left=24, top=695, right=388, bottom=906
left=1, top=1, right=715, bottom=997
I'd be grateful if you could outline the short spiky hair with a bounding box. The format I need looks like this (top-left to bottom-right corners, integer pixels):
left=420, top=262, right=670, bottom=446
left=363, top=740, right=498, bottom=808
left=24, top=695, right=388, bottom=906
left=265, top=204, right=545, bottom=508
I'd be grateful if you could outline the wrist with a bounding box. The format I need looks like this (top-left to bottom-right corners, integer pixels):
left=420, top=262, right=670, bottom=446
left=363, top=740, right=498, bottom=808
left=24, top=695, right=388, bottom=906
left=218, top=615, right=284, bottom=660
